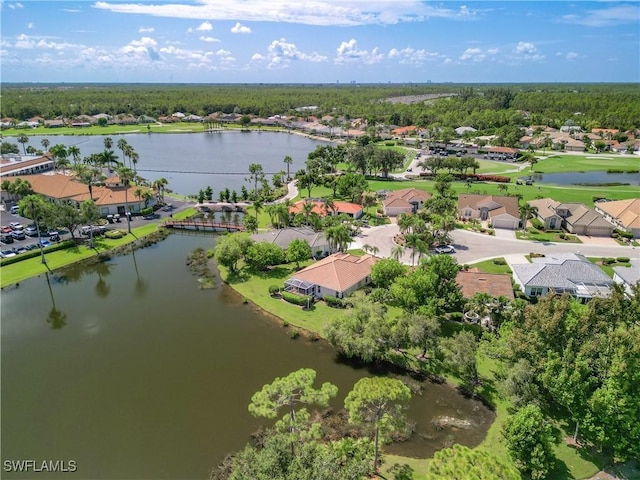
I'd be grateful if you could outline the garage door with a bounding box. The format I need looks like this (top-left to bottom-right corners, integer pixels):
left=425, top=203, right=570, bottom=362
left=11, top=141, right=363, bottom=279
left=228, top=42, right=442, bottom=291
left=492, top=219, right=518, bottom=230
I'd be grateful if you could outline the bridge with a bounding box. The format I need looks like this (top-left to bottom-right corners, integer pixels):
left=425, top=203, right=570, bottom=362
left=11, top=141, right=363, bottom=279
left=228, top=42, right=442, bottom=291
left=162, top=219, right=245, bottom=232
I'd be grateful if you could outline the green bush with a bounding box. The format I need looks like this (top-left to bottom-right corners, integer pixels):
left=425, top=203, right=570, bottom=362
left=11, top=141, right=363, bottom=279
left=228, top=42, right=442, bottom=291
left=493, top=258, right=507, bottom=265
left=268, top=284, right=281, bottom=295
left=614, top=229, right=634, bottom=239
left=140, top=207, right=153, bottom=216
left=323, top=295, right=345, bottom=308
left=104, top=229, right=126, bottom=239
left=281, top=291, right=313, bottom=306
left=616, top=257, right=630, bottom=263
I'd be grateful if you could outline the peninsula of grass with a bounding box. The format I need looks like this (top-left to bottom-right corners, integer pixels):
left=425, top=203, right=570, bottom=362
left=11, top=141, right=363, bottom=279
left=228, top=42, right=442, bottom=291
left=0, top=207, right=196, bottom=288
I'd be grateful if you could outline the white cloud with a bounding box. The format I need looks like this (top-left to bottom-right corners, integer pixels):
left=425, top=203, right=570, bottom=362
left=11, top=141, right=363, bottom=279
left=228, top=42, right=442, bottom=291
left=216, top=49, right=231, bottom=56
left=513, top=41, right=544, bottom=61
left=251, top=53, right=265, bottom=61
left=120, top=36, right=161, bottom=61
left=335, top=38, right=384, bottom=64
left=199, top=36, right=220, bottom=43
left=94, top=1, right=482, bottom=27
left=230, top=22, right=251, bottom=34
left=560, top=5, right=640, bottom=27
left=566, top=51, right=580, bottom=60
left=139, top=26, right=154, bottom=33
left=388, top=46, right=442, bottom=65
left=27, top=22, right=34, bottom=29
left=7, top=2, right=24, bottom=9
left=195, top=21, right=213, bottom=31
left=459, top=47, right=485, bottom=62
left=265, top=38, right=327, bottom=69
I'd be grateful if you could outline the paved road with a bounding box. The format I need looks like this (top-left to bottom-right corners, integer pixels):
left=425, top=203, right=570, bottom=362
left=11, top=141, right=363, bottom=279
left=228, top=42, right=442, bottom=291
left=351, top=224, right=638, bottom=266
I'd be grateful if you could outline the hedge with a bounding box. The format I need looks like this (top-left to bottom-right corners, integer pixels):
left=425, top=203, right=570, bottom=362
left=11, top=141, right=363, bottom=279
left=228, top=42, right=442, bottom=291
left=281, top=291, right=313, bottom=306
left=616, top=257, right=630, bottom=263
left=323, top=295, right=346, bottom=308
left=268, top=284, right=281, bottom=295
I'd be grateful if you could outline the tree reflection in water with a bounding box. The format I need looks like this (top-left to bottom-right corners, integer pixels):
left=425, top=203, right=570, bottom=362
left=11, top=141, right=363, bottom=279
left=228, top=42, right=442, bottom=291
left=131, top=249, right=148, bottom=298
left=45, top=272, right=67, bottom=330
left=58, top=256, right=114, bottom=299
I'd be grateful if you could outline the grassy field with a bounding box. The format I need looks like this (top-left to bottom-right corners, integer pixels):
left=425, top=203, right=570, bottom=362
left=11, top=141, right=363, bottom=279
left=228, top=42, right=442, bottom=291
left=468, top=258, right=513, bottom=275
left=534, top=154, right=640, bottom=173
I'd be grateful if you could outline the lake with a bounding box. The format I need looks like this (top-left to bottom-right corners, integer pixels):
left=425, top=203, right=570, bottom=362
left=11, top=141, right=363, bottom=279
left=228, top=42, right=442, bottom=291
left=18, top=132, right=327, bottom=196
left=528, top=170, right=640, bottom=186
left=1, top=234, right=494, bottom=479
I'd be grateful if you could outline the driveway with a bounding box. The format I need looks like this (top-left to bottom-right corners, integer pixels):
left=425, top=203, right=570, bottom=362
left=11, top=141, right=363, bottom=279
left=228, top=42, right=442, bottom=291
left=352, top=224, right=638, bottom=266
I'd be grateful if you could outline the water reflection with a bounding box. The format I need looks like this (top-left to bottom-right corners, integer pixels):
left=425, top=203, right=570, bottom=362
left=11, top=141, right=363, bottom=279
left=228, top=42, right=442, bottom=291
left=45, top=272, right=67, bottom=330
left=131, top=250, right=148, bottom=298
left=58, top=257, right=114, bottom=299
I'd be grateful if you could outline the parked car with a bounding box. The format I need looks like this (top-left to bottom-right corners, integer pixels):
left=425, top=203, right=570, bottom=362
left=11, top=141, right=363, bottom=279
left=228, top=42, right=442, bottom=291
left=39, top=240, right=51, bottom=248
left=1, top=234, right=14, bottom=244
left=9, top=222, right=23, bottom=230
left=11, top=230, right=26, bottom=240
left=1, top=225, right=12, bottom=234
left=25, top=226, right=39, bottom=237
left=435, top=245, right=456, bottom=254
left=13, top=246, right=27, bottom=255
left=49, top=232, right=61, bottom=242
left=1, top=250, right=16, bottom=258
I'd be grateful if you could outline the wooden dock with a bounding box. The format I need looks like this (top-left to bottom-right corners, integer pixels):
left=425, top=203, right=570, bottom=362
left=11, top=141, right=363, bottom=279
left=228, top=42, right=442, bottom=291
left=162, top=220, right=245, bottom=232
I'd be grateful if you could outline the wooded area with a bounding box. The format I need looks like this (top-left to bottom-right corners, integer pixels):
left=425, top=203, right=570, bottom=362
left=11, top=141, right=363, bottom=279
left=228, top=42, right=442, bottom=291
left=2, top=83, right=639, bottom=132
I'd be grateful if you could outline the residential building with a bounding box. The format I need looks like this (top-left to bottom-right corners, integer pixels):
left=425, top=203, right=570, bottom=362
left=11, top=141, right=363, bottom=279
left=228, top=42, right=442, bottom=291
left=511, top=253, right=612, bottom=301
left=0, top=154, right=54, bottom=179
left=251, top=226, right=332, bottom=258
left=595, top=198, right=640, bottom=237
left=382, top=188, right=431, bottom=216
left=458, top=194, right=520, bottom=229
left=529, top=198, right=613, bottom=236
left=486, top=146, right=519, bottom=160
left=284, top=252, right=378, bottom=299
left=289, top=199, right=363, bottom=219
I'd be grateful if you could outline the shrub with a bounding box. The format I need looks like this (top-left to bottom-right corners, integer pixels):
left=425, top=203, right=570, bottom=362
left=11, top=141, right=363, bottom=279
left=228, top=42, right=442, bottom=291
left=288, top=328, right=300, bottom=339
left=104, top=229, right=126, bottom=239
left=281, top=291, right=313, bottom=306
left=487, top=229, right=495, bottom=236
left=384, top=141, right=396, bottom=146
left=140, top=207, right=153, bottom=216
left=493, top=258, right=507, bottom=265
left=449, top=312, right=464, bottom=322
left=0, top=240, right=76, bottom=266
left=614, top=229, right=634, bottom=239
left=268, top=284, right=281, bottom=295
left=559, top=233, right=568, bottom=240
left=616, top=257, right=630, bottom=263
left=323, top=295, right=346, bottom=308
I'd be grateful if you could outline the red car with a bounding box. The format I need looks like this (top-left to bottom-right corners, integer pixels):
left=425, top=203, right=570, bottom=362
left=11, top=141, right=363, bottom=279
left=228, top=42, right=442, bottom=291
left=1, top=226, right=12, bottom=234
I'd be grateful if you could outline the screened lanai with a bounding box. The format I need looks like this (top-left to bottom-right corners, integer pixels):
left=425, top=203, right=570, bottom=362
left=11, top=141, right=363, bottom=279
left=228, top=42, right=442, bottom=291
left=284, top=278, right=315, bottom=296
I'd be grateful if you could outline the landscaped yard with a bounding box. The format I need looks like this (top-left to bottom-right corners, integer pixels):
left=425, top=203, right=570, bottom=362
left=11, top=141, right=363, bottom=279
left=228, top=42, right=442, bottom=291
left=516, top=229, right=582, bottom=243
left=588, top=256, right=632, bottom=277
left=468, top=258, right=512, bottom=275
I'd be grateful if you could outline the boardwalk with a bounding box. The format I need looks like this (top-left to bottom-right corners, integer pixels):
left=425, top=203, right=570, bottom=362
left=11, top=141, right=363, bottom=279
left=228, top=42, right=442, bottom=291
left=162, top=219, right=245, bottom=232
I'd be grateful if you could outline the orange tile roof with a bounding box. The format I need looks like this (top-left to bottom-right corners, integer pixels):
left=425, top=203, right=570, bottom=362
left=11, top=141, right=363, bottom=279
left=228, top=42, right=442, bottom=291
left=289, top=200, right=362, bottom=216
left=596, top=198, right=640, bottom=230
left=458, top=194, right=520, bottom=219
left=292, top=253, right=378, bottom=293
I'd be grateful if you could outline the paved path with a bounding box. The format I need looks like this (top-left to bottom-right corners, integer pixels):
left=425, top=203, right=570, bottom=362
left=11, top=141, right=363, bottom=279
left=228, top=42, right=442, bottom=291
left=351, top=224, right=638, bottom=266
left=274, top=180, right=299, bottom=204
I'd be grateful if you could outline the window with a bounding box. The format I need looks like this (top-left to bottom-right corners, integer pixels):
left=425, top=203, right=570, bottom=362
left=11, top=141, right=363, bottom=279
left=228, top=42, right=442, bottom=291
left=530, top=287, right=545, bottom=297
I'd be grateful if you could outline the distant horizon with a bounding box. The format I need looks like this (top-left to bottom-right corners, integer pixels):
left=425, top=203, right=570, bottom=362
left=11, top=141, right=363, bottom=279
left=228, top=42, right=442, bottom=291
left=1, top=1, right=638, bottom=83
left=2, top=81, right=639, bottom=86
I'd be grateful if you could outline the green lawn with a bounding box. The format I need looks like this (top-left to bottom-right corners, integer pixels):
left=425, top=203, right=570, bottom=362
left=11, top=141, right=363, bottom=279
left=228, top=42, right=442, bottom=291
left=515, top=230, right=582, bottom=243
left=468, top=258, right=513, bottom=274
left=534, top=154, right=640, bottom=174
left=588, top=257, right=631, bottom=277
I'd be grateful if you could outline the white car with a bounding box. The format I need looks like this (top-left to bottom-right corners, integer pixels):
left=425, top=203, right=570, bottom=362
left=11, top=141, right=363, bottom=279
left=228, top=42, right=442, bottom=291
left=435, top=245, right=456, bottom=254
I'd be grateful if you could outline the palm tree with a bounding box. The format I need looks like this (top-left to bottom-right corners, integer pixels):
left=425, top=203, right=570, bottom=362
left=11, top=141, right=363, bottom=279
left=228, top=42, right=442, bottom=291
left=115, top=166, right=134, bottom=233
left=80, top=199, right=100, bottom=248
left=326, top=224, right=351, bottom=252
left=391, top=244, right=405, bottom=261
left=284, top=155, right=293, bottom=181
left=17, top=134, right=29, bottom=155
left=41, top=138, right=50, bottom=152
left=104, top=137, right=113, bottom=151
left=301, top=199, right=315, bottom=226
left=519, top=203, right=538, bottom=233
left=67, top=145, right=81, bottom=164
left=252, top=198, right=263, bottom=222
left=49, top=144, right=68, bottom=172
left=19, top=194, right=48, bottom=264
left=129, top=150, right=139, bottom=173
left=362, top=244, right=380, bottom=256
left=322, top=197, right=336, bottom=216
left=117, top=138, right=129, bottom=166
left=71, top=163, right=97, bottom=200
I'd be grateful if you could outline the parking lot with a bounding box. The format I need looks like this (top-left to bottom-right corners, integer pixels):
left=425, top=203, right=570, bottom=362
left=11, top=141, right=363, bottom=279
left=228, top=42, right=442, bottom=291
left=0, top=198, right=192, bottom=259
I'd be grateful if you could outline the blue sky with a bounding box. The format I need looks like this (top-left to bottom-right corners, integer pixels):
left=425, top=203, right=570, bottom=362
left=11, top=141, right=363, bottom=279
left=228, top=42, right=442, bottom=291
left=1, top=1, right=639, bottom=83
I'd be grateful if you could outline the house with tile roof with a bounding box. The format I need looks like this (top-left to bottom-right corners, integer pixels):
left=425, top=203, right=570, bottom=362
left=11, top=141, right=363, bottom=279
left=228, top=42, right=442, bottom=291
left=382, top=188, right=431, bottom=216
left=528, top=198, right=564, bottom=230
left=457, top=194, right=520, bottom=230
left=289, top=199, right=363, bottom=219
left=595, top=198, right=640, bottom=237
left=511, top=253, right=612, bottom=301
left=284, top=253, right=378, bottom=299
left=4, top=173, right=154, bottom=217
left=613, top=259, right=640, bottom=295
left=251, top=227, right=332, bottom=258
left=554, top=202, right=614, bottom=236
left=456, top=271, right=514, bottom=300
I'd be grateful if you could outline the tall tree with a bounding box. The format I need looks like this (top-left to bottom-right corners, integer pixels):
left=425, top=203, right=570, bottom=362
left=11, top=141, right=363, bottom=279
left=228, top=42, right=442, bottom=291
left=17, top=133, right=29, bottom=155
left=248, top=368, right=338, bottom=454
left=283, top=155, right=293, bottom=180
left=344, top=377, right=412, bottom=474
left=115, top=166, right=134, bottom=233
left=40, top=138, right=50, bottom=151
left=247, top=163, right=265, bottom=197
left=18, top=194, right=49, bottom=264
